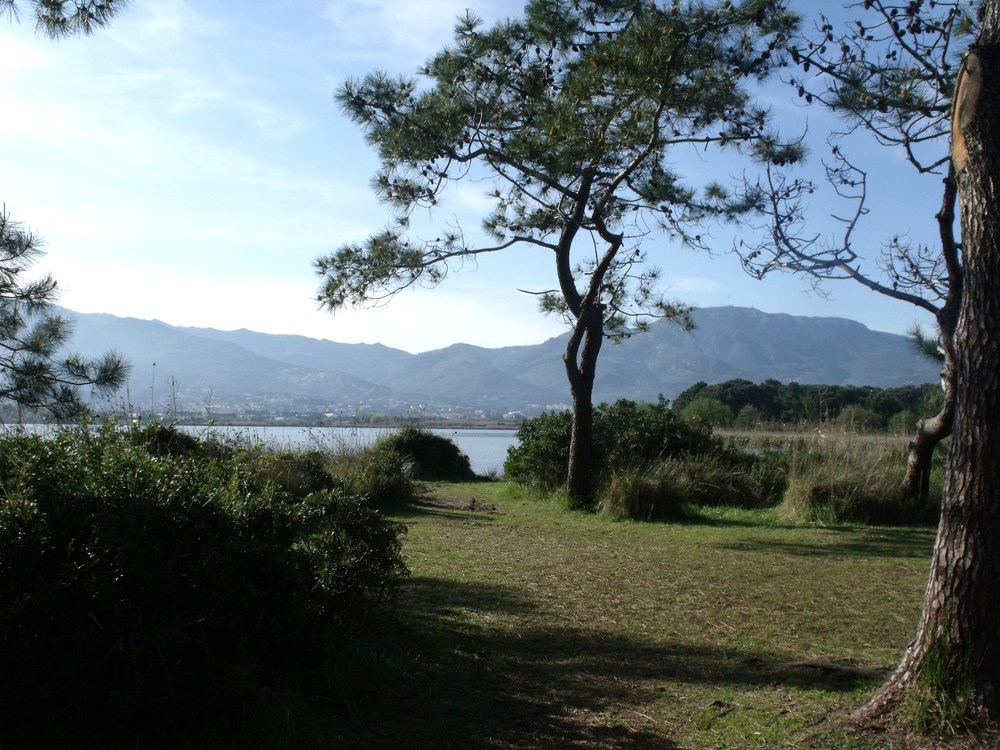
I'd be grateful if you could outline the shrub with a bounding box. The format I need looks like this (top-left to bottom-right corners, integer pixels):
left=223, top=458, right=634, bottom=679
left=601, top=449, right=787, bottom=520
left=602, top=463, right=689, bottom=521
left=661, top=453, right=777, bottom=508
left=0, top=423, right=408, bottom=741
left=354, top=444, right=418, bottom=507
left=681, top=396, right=734, bottom=428
left=835, top=405, right=884, bottom=432
left=734, top=404, right=763, bottom=429
left=888, top=409, right=919, bottom=435
left=505, top=397, right=722, bottom=490
left=502, top=410, right=572, bottom=491
left=373, top=427, right=477, bottom=481
left=743, top=446, right=791, bottom=506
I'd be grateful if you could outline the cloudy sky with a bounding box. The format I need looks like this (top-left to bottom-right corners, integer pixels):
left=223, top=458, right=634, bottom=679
left=0, top=1, right=943, bottom=353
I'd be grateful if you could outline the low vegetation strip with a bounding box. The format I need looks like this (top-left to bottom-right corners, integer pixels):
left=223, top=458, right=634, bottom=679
left=332, top=483, right=945, bottom=749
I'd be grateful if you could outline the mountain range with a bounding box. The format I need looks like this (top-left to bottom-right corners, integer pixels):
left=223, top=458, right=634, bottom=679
left=59, top=306, right=940, bottom=420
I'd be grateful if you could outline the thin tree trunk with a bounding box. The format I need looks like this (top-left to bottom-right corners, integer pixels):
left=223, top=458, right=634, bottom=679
left=861, top=5, right=1000, bottom=722
left=566, top=377, right=595, bottom=505
left=564, top=301, right=604, bottom=507
left=901, top=170, right=962, bottom=503
left=901, top=335, right=955, bottom=503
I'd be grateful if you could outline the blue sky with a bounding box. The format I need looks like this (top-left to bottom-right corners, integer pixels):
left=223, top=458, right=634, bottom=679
left=0, top=1, right=943, bottom=353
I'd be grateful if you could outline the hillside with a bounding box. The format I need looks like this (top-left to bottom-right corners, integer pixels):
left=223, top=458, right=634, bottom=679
left=59, top=306, right=940, bottom=419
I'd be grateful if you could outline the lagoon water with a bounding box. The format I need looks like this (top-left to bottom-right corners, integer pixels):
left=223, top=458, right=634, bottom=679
left=177, top=425, right=519, bottom=476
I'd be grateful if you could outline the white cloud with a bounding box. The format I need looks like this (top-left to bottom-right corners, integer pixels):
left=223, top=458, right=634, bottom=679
left=673, top=277, right=723, bottom=294
left=322, top=0, right=521, bottom=66
left=0, top=29, right=46, bottom=81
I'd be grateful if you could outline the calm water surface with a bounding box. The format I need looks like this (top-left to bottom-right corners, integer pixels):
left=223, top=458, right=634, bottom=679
left=178, top=425, right=519, bottom=476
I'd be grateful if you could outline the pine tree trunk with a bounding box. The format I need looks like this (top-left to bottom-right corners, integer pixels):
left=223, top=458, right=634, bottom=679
left=900, top=354, right=954, bottom=503
left=901, top=170, right=962, bottom=504
left=861, top=4, right=1000, bottom=723
left=564, top=301, right=604, bottom=507
left=566, top=380, right=595, bottom=505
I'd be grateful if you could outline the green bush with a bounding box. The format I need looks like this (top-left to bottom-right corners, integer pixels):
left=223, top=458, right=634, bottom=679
left=888, top=409, right=919, bottom=435
left=503, top=410, right=573, bottom=491
left=661, top=453, right=779, bottom=508
left=373, top=426, right=477, bottom=481
left=601, top=450, right=787, bottom=520
left=0, top=422, right=408, bottom=741
left=835, top=405, right=884, bottom=432
left=733, top=404, right=763, bottom=429
left=602, top=463, right=689, bottom=521
left=681, top=396, right=734, bottom=428
left=505, top=398, right=722, bottom=491
left=355, top=444, right=418, bottom=507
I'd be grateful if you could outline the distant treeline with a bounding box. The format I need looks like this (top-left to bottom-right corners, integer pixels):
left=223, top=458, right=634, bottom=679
left=673, top=379, right=943, bottom=431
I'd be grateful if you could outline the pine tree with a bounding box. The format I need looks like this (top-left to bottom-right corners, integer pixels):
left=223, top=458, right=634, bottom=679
left=316, top=0, right=801, bottom=503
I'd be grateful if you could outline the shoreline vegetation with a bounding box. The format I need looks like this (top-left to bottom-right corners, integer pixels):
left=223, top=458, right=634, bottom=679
left=2, top=407, right=974, bottom=748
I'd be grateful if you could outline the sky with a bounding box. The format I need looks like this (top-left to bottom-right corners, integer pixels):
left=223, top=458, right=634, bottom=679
left=0, top=0, right=945, bottom=354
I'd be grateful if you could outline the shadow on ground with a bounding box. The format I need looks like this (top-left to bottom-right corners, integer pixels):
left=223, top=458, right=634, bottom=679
left=716, top=526, right=936, bottom=560
left=330, top=572, right=878, bottom=749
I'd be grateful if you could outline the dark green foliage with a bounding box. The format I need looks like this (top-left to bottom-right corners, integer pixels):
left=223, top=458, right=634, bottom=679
left=353, top=445, right=419, bottom=507
left=835, top=405, right=883, bottom=432
left=128, top=419, right=231, bottom=458
left=595, top=398, right=721, bottom=468
left=674, top=378, right=942, bottom=427
left=0, top=422, right=407, bottom=741
left=505, top=397, right=726, bottom=492
left=1, top=0, right=129, bottom=38
left=680, top=396, right=735, bottom=427
left=503, top=410, right=573, bottom=492
left=317, top=0, right=802, bottom=503
left=373, top=426, right=477, bottom=481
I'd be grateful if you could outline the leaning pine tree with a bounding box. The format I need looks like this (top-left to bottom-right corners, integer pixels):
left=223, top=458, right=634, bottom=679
left=859, top=0, right=1000, bottom=729
left=0, top=211, right=127, bottom=418
left=316, top=0, right=801, bottom=504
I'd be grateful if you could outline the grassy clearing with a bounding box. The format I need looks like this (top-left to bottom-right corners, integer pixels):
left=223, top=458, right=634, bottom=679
left=322, top=482, right=964, bottom=749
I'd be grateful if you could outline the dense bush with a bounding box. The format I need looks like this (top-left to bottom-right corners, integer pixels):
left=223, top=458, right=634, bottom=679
left=835, top=404, right=884, bottom=432
left=505, top=398, right=727, bottom=493
left=602, top=463, right=688, bottom=521
left=674, top=378, right=942, bottom=426
left=351, top=444, right=419, bottom=506
left=680, top=396, right=734, bottom=427
left=602, top=450, right=787, bottom=520
left=0, top=422, right=408, bottom=741
left=374, top=426, right=477, bottom=481
left=502, top=410, right=573, bottom=491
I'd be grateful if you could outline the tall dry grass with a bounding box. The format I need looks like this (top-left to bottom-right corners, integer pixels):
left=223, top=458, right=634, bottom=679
left=750, top=429, right=941, bottom=525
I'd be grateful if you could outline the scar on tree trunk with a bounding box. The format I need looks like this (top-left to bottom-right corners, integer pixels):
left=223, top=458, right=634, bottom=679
left=858, top=27, right=1000, bottom=725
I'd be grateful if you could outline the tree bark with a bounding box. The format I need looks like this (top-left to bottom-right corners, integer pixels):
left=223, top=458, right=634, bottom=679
left=861, top=3, right=1000, bottom=723
left=901, top=319, right=957, bottom=504
left=901, top=170, right=962, bottom=503
left=564, top=300, right=604, bottom=507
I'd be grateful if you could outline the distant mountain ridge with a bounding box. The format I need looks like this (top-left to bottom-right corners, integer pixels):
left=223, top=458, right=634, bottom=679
left=59, top=306, right=940, bottom=419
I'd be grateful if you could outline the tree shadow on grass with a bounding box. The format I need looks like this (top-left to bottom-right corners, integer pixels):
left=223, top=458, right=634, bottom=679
left=332, top=576, right=878, bottom=749
left=391, top=495, right=502, bottom=524
left=716, top=527, right=936, bottom=560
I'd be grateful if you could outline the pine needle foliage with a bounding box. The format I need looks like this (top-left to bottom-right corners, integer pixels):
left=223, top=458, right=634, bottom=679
left=317, top=0, right=803, bottom=501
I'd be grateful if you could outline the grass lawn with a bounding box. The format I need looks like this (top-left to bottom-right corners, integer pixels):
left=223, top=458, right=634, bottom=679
left=311, top=481, right=1000, bottom=750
